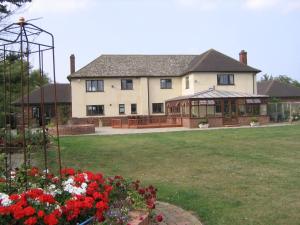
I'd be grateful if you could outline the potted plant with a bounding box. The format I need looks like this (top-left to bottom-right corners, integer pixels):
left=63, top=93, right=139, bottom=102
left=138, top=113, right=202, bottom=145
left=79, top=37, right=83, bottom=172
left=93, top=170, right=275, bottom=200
left=198, top=118, right=209, bottom=128
left=250, top=117, right=260, bottom=127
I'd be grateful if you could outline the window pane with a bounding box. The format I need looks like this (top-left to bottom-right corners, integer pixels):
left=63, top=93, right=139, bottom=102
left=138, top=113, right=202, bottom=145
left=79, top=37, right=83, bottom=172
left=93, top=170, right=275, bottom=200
left=119, top=104, right=125, bottom=114
left=207, top=105, right=215, bottom=116
left=191, top=106, right=199, bottom=118
left=131, top=104, right=137, bottom=114
left=239, top=105, right=246, bottom=116
left=199, top=106, right=206, bottom=118
left=186, top=77, right=189, bottom=89
left=215, top=100, right=222, bottom=116
left=218, top=74, right=234, bottom=85
left=86, top=105, right=104, bottom=116
left=152, top=103, right=164, bottom=113
left=229, top=75, right=234, bottom=84
left=260, top=104, right=267, bottom=116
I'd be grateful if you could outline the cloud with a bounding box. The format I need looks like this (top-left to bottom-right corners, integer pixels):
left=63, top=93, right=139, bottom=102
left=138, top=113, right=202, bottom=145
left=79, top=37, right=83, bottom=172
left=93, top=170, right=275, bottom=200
left=244, top=0, right=300, bottom=12
left=244, top=0, right=280, bottom=10
left=284, top=0, right=300, bottom=12
left=28, top=0, right=94, bottom=14
left=175, top=0, right=300, bottom=12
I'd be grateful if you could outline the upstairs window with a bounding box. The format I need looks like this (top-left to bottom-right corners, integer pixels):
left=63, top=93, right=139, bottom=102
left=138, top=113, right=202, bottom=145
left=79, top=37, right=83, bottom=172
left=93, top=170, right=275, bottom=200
left=86, top=80, right=104, bottom=92
left=160, top=79, right=172, bottom=89
left=185, top=76, right=189, bottom=89
left=152, top=103, right=164, bottom=113
left=121, top=79, right=133, bottom=90
left=86, top=105, right=104, bottom=116
left=217, top=74, right=234, bottom=85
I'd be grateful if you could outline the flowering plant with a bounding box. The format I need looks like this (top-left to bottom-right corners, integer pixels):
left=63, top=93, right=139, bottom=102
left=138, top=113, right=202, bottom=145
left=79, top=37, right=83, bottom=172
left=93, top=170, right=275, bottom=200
left=0, top=167, right=162, bottom=225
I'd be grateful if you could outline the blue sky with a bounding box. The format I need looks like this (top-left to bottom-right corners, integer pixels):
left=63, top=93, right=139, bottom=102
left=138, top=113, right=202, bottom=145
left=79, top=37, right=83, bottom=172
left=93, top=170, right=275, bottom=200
left=10, top=0, right=300, bottom=82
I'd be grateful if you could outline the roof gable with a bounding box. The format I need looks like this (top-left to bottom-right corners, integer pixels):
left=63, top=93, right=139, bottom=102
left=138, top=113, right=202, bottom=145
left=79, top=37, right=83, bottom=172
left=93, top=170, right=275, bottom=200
left=187, top=49, right=260, bottom=73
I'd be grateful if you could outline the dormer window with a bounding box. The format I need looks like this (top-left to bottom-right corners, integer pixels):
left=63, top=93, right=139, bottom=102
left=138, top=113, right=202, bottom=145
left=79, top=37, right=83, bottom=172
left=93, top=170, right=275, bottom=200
left=217, top=74, right=234, bottom=85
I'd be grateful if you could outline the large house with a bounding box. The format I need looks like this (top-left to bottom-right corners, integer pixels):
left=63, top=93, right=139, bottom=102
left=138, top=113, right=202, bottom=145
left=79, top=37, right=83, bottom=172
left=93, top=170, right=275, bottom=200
left=68, top=49, right=269, bottom=128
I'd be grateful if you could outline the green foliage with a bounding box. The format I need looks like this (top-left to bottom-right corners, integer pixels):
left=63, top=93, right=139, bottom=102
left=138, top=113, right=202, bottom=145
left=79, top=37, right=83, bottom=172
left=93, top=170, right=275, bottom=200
left=261, top=74, right=300, bottom=88
left=0, top=57, right=51, bottom=128
left=59, top=105, right=71, bottom=125
left=198, top=117, right=208, bottom=124
left=0, top=0, right=31, bottom=21
left=250, top=117, right=258, bottom=123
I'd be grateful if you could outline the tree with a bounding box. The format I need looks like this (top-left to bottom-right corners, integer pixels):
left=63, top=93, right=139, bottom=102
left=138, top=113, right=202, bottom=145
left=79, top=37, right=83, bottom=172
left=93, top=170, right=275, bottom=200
left=0, top=0, right=31, bottom=23
left=275, top=75, right=300, bottom=88
left=260, top=74, right=300, bottom=88
left=0, top=56, right=51, bottom=127
left=260, top=74, right=273, bottom=81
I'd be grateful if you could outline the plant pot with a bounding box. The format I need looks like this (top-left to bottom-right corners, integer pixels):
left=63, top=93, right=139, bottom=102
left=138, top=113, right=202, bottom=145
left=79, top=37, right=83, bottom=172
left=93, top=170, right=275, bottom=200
left=250, top=122, right=260, bottom=127
left=199, top=123, right=209, bottom=129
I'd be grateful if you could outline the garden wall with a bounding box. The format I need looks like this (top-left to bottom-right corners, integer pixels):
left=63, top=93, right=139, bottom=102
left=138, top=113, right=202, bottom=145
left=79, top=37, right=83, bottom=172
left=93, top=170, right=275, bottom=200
left=48, top=124, right=95, bottom=136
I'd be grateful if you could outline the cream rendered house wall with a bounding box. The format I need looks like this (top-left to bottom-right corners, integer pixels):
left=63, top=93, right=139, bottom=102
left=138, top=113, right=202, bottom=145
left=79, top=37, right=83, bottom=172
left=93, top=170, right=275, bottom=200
left=71, top=72, right=257, bottom=118
left=71, top=77, right=182, bottom=117
left=72, top=78, right=142, bottom=118
left=181, top=74, right=195, bottom=96
left=148, top=77, right=181, bottom=115
left=189, top=72, right=257, bottom=94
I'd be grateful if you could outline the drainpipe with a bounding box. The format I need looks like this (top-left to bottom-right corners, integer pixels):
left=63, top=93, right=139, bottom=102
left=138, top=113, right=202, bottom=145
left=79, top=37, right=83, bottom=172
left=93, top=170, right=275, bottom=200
left=253, top=73, right=255, bottom=94
left=147, top=77, right=150, bottom=117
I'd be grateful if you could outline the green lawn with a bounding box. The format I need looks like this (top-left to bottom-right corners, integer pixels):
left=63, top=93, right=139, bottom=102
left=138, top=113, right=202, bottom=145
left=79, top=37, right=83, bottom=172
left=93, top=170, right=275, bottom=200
left=40, top=125, right=300, bottom=225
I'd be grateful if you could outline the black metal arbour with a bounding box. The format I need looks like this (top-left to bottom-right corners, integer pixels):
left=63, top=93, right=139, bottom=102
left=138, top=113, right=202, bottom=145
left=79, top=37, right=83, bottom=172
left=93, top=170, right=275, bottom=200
left=0, top=17, right=62, bottom=191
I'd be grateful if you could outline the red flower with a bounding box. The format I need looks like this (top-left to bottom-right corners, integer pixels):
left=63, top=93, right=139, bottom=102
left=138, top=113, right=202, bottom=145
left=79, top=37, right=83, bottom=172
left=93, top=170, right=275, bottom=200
left=9, top=194, right=20, bottom=201
left=29, top=167, right=39, bottom=176
left=38, top=194, right=56, bottom=204
left=24, top=216, right=38, bottom=225
left=61, top=168, right=75, bottom=176
left=44, top=213, right=58, bottom=225
left=37, top=210, right=45, bottom=218
left=156, top=214, right=163, bottom=222
left=23, top=206, right=36, bottom=216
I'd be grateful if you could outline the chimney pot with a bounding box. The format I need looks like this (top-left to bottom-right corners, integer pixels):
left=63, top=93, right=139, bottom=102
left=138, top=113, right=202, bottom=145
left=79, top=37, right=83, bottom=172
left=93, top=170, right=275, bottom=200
left=70, top=54, right=75, bottom=74
left=239, top=50, right=247, bottom=65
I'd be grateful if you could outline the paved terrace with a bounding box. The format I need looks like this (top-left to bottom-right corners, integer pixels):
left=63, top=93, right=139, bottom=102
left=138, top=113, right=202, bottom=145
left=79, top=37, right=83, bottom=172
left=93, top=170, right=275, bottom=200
left=91, top=123, right=292, bottom=136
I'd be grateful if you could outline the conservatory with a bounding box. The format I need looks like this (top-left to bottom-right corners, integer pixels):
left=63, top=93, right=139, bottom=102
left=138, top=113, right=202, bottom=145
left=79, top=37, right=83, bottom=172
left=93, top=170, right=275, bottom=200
left=166, top=89, right=270, bottom=128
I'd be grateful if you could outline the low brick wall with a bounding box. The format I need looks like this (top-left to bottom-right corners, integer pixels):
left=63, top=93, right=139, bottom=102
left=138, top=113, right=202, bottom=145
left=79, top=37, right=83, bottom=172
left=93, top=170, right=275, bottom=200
left=208, top=117, right=223, bottom=127
left=48, top=124, right=95, bottom=136
left=238, top=116, right=270, bottom=125
left=71, top=115, right=169, bottom=127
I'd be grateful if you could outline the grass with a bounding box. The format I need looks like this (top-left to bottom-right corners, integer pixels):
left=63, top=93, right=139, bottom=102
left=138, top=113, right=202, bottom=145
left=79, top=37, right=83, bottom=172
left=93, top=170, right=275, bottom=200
left=39, top=125, right=300, bottom=225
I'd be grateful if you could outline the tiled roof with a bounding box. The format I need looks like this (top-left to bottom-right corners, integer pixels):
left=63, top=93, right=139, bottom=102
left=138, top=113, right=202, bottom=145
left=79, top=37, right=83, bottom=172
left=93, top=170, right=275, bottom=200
left=257, top=80, right=300, bottom=97
left=13, top=83, right=71, bottom=105
left=167, top=89, right=267, bottom=101
left=68, top=49, right=260, bottom=79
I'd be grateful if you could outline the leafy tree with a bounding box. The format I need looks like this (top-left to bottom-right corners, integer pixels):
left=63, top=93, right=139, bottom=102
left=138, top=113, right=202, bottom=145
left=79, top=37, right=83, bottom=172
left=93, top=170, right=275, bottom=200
left=0, top=0, right=31, bottom=22
left=0, top=56, right=50, bottom=127
left=260, top=74, right=273, bottom=81
left=275, top=75, right=300, bottom=88
left=260, top=74, right=300, bottom=88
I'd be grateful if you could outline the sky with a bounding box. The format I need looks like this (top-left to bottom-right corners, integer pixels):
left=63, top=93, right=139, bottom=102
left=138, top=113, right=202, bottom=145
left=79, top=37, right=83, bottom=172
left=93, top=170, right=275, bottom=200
left=8, top=0, right=300, bottom=82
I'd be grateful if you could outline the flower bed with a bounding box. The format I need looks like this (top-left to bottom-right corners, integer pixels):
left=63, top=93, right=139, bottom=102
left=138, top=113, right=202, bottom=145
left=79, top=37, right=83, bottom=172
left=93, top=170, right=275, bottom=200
left=0, top=167, right=163, bottom=225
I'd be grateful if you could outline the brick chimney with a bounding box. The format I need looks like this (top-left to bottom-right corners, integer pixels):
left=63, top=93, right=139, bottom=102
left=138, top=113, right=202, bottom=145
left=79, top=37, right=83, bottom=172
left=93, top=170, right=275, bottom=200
left=70, top=54, right=75, bottom=74
left=239, top=50, right=247, bottom=65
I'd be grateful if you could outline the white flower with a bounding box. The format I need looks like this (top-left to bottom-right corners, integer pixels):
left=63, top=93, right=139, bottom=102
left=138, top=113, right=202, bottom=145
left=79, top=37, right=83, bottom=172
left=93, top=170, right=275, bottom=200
left=0, top=193, right=12, bottom=206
